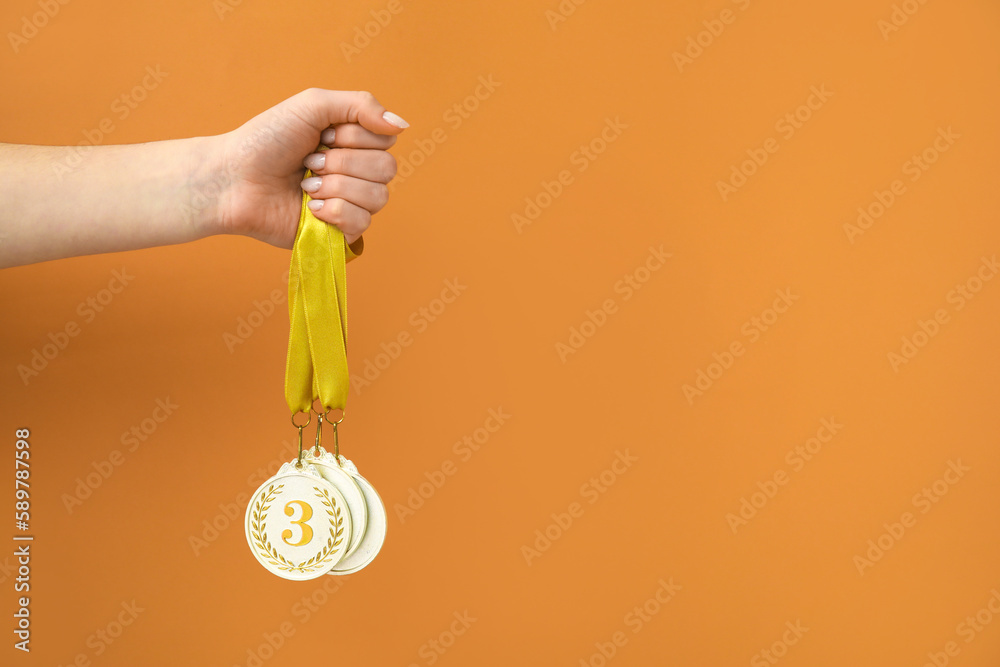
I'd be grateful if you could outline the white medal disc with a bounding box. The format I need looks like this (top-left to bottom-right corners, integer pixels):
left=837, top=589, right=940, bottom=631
left=245, top=462, right=352, bottom=581
left=337, top=454, right=357, bottom=474
left=304, top=447, right=368, bottom=558
left=329, top=458, right=387, bottom=575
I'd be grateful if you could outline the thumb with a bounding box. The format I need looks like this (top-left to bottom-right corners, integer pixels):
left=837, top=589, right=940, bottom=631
left=290, top=88, right=409, bottom=136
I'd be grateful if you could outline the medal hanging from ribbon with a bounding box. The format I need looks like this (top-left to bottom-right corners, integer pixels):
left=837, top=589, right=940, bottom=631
left=245, top=151, right=387, bottom=580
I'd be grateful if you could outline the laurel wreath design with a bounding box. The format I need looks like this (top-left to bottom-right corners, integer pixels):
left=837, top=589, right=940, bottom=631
left=250, top=483, right=345, bottom=574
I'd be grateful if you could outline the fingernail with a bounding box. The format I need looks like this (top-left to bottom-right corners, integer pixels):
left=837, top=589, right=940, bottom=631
left=307, top=199, right=324, bottom=211
left=301, top=177, right=322, bottom=193
left=321, top=128, right=336, bottom=145
left=303, top=152, right=325, bottom=170
left=382, top=111, right=409, bottom=129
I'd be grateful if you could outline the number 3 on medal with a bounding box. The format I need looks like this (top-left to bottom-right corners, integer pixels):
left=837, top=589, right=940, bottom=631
left=281, top=500, right=314, bottom=547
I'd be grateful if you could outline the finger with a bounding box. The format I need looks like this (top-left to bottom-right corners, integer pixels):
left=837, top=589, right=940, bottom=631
left=293, top=88, right=408, bottom=139
left=319, top=124, right=397, bottom=150
left=306, top=197, right=372, bottom=244
left=303, top=148, right=397, bottom=184
left=301, top=174, right=389, bottom=214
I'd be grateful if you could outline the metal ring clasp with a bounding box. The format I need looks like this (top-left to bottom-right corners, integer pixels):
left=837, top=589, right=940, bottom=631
left=291, top=411, right=312, bottom=467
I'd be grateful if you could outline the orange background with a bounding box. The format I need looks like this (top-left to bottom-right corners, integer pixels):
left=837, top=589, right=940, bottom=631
left=2, top=0, right=1000, bottom=665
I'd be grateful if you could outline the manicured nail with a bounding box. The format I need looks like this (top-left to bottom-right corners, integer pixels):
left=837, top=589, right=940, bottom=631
left=303, top=152, right=325, bottom=170
left=321, top=128, right=336, bottom=145
left=307, top=199, right=324, bottom=211
left=301, top=177, right=322, bottom=193
left=382, top=111, right=409, bottom=129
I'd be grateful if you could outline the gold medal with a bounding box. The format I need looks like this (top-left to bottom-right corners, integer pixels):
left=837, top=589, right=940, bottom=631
left=328, top=456, right=386, bottom=575
left=245, top=161, right=387, bottom=579
left=304, top=413, right=368, bottom=558
left=245, top=463, right=351, bottom=581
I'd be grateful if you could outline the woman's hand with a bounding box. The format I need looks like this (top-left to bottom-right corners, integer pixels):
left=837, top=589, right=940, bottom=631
left=0, top=88, right=406, bottom=268
left=216, top=88, right=408, bottom=249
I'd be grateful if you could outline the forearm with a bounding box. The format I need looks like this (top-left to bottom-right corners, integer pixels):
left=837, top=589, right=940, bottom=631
left=0, top=136, right=223, bottom=268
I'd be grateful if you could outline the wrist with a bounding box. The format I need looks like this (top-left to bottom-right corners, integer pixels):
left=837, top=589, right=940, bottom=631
left=181, top=132, right=232, bottom=239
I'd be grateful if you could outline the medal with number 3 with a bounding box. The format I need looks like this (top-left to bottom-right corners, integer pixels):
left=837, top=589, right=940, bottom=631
left=245, top=157, right=387, bottom=580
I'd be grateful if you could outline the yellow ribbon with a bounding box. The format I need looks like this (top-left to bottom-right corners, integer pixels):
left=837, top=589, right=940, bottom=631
left=284, top=162, right=351, bottom=415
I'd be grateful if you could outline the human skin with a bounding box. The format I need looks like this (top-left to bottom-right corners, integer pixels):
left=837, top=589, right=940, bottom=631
left=0, top=88, right=408, bottom=269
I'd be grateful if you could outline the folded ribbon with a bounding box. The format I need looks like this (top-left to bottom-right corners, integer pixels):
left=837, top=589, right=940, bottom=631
left=284, top=161, right=350, bottom=415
